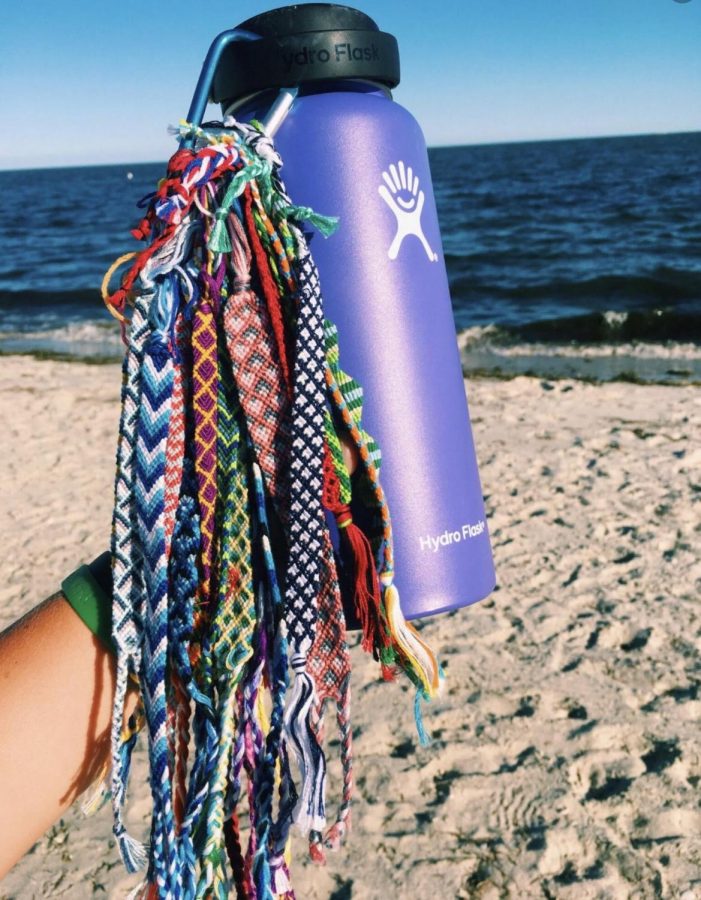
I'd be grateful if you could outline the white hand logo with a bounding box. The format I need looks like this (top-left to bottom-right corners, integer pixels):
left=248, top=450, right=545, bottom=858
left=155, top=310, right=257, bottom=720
left=378, top=161, right=437, bottom=262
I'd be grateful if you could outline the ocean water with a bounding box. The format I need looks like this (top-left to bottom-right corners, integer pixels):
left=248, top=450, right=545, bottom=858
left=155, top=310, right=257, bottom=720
left=432, top=131, right=701, bottom=383
left=1, top=131, right=699, bottom=382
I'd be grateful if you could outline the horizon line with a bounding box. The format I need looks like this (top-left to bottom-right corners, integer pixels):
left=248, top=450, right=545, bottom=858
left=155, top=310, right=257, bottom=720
left=1, top=127, right=699, bottom=174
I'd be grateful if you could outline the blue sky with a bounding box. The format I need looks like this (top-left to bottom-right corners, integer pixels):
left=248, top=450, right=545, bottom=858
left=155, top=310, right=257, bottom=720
left=1, top=0, right=699, bottom=169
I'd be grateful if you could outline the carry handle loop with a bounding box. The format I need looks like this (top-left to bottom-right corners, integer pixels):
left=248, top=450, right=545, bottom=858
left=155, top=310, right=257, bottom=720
left=181, top=28, right=299, bottom=148
left=181, top=28, right=260, bottom=149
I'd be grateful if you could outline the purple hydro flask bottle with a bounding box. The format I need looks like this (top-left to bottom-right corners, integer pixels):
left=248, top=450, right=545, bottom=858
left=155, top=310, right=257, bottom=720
left=190, top=3, right=496, bottom=618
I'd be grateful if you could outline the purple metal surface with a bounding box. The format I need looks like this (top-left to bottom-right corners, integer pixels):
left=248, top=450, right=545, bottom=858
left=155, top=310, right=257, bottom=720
left=254, top=89, right=496, bottom=617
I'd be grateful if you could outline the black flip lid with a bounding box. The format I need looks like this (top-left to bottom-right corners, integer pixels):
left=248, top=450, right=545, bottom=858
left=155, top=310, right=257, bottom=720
left=211, top=3, right=400, bottom=105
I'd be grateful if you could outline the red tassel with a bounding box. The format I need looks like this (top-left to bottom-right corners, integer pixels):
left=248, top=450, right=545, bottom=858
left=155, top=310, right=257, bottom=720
left=381, top=663, right=399, bottom=682
left=131, top=221, right=151, bottom=242
left=309, top=835, right=327, bottom=864
left=337, top=514, right=383, bottom=654
left=324, top=818, right=350, bottom=851
left=321, top=448, right=386, bottom=654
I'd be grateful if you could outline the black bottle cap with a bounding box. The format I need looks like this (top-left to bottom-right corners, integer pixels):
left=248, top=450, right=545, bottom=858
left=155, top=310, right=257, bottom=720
left=211, top=3, right=400, bottom=106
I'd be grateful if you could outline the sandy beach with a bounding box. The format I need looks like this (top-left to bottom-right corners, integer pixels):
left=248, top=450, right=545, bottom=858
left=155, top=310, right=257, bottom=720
left=1, top=355, right=699, bottom=899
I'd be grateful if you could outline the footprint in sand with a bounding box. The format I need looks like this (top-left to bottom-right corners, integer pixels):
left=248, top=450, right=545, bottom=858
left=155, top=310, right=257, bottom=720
left=568, top=750, right=645, bottom=803
left=492, top=777, right=545, bottom=834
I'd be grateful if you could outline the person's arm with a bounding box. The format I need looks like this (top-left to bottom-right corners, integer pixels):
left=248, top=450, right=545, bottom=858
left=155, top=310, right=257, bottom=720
left=0, top=435, right=357, bottom=879
left=0, top=589, right=130, bottom=878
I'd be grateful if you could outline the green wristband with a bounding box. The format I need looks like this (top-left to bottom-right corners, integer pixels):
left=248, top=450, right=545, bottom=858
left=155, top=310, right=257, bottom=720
left=61, top=558, right=115, bottom=654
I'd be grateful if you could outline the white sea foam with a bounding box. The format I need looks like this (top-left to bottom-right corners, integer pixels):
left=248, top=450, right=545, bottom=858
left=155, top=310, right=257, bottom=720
left=0, top=320, right=123, bottom=358
left=482, top=340, right=701, bottom=361
left=602, top=310, right=629, bottom=328
left=457, top=324, right=701, bottom=384
left=458, top=323, right=506, bottom=349
left=9, top=321, right=119, bottom=340
left=457, top=325, right=701, bottom=361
